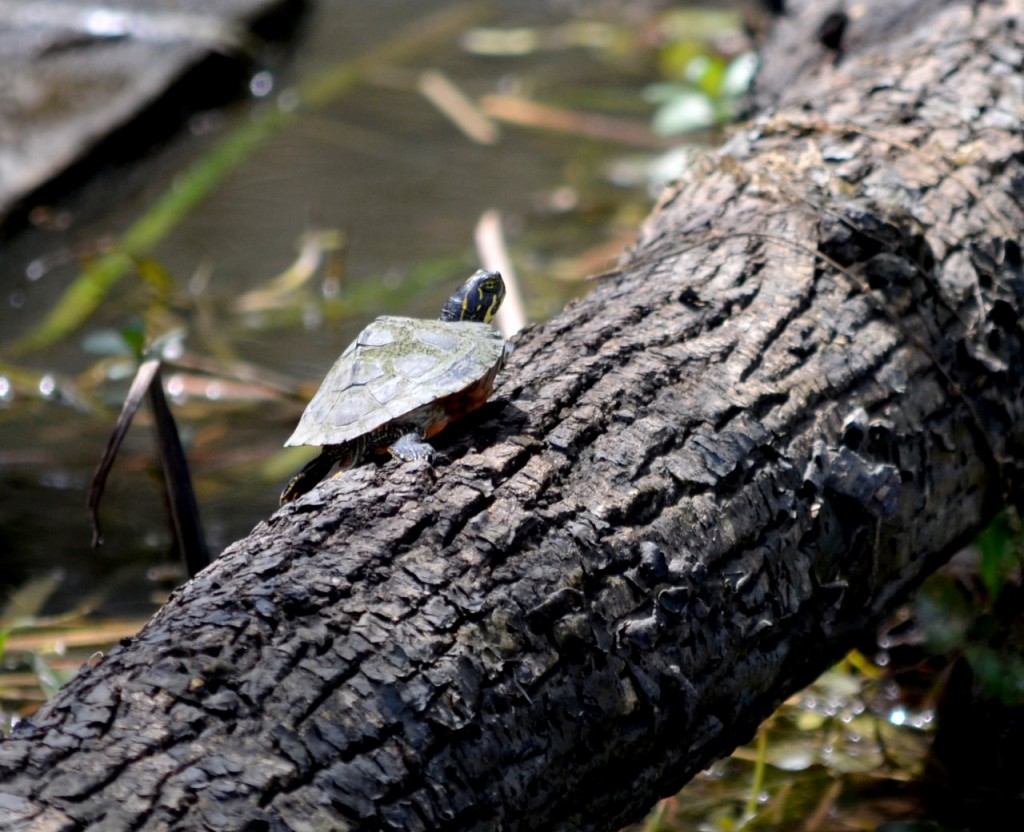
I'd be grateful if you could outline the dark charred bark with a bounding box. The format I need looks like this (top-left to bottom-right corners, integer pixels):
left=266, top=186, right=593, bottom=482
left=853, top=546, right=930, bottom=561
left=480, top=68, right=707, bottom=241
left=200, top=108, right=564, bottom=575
left=2, top=1, right=1024, bottom=830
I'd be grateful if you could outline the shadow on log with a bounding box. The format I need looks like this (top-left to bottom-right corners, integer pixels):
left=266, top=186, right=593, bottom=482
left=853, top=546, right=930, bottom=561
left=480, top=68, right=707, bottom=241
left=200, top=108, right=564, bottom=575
left=2, top=0, right=1024, bottom=829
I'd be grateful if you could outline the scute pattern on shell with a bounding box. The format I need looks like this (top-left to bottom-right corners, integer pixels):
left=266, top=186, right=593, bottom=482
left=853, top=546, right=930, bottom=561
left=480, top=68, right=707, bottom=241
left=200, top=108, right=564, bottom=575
left=285, top=316, right=507, bottom=448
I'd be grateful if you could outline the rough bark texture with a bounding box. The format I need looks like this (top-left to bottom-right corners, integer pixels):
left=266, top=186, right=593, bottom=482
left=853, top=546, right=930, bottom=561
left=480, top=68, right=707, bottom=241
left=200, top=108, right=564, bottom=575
left=3, top=1, right=1024, bottom=830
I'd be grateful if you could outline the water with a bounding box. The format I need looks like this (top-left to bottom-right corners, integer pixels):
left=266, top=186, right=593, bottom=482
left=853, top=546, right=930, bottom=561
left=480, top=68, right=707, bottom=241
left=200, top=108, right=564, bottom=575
left=0, top=1, right=667, bottom=616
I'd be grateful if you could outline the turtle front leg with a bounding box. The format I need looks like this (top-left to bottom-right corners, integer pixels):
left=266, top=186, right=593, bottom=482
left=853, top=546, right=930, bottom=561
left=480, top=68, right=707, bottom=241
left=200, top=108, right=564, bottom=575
left=388, top=430, right=435, bottom=462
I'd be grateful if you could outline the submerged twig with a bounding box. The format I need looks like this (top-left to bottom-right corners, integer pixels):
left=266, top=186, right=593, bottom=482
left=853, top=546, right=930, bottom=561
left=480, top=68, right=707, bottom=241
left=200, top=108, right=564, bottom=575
left=475, top=209, right=527, bottom=336
left=481, top=94, right=670, bottom=148
left=418, top=69, right=500, bottom=145
left=233, top=228, right=347, bottom=314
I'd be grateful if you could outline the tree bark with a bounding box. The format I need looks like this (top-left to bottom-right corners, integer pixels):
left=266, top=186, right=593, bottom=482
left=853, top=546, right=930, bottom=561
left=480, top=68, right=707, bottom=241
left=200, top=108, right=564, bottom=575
left=3, top=1, right=1024, bottom=830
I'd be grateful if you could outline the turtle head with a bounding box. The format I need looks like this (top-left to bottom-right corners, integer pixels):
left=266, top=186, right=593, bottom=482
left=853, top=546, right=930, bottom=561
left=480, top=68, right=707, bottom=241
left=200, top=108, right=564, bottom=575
left=440, top=270, right=505, bottom=323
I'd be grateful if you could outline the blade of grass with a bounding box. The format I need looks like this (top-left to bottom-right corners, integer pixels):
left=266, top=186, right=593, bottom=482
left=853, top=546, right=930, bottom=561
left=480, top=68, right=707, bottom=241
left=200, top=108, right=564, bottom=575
left=88, top=357, right=162, bottom=547
left=742, top=723, right=768, bottom=827
left=148, top=362, right=210, bottom=577
left=5, top=2, right=489, bottom=356
left=87, top=355, right=210, bottom=577
left=0, top=572, right=64, bottom=632
left=2, top=618, right=149, bottom=653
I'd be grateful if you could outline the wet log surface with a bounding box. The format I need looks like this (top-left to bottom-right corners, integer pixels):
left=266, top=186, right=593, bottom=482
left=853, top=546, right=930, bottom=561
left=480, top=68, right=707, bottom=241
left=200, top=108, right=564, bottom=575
left=2, top=0, right=1024, bottom=829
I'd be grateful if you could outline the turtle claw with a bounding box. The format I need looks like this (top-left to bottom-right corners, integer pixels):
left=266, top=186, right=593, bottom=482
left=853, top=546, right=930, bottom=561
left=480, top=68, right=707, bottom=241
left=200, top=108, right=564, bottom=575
left=389, top=431, right=435, bottom=462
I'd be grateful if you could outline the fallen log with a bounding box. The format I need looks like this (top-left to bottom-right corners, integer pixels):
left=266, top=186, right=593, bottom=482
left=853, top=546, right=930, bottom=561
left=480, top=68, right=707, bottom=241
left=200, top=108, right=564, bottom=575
left=2, top=0, right=1023, bottom=829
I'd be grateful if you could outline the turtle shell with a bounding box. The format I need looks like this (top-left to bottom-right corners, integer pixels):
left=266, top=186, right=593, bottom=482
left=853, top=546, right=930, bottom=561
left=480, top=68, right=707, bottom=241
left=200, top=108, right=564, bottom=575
left=285, top=315, right=507, bottom=448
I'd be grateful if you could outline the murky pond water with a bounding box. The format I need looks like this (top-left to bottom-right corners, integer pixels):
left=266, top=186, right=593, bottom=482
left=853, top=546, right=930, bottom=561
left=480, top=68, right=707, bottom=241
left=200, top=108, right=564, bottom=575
left=0, top=1, right=688, bottom=616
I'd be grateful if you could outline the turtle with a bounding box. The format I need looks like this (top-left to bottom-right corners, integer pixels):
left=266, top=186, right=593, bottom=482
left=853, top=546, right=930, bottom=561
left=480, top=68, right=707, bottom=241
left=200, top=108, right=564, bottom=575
left=280, top=269, right=508, bottom=503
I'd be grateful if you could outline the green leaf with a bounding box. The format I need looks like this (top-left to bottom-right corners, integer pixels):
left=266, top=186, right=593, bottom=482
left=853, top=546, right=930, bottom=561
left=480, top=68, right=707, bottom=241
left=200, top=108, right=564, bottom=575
left=975, top=513, right=1017, bottom=601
